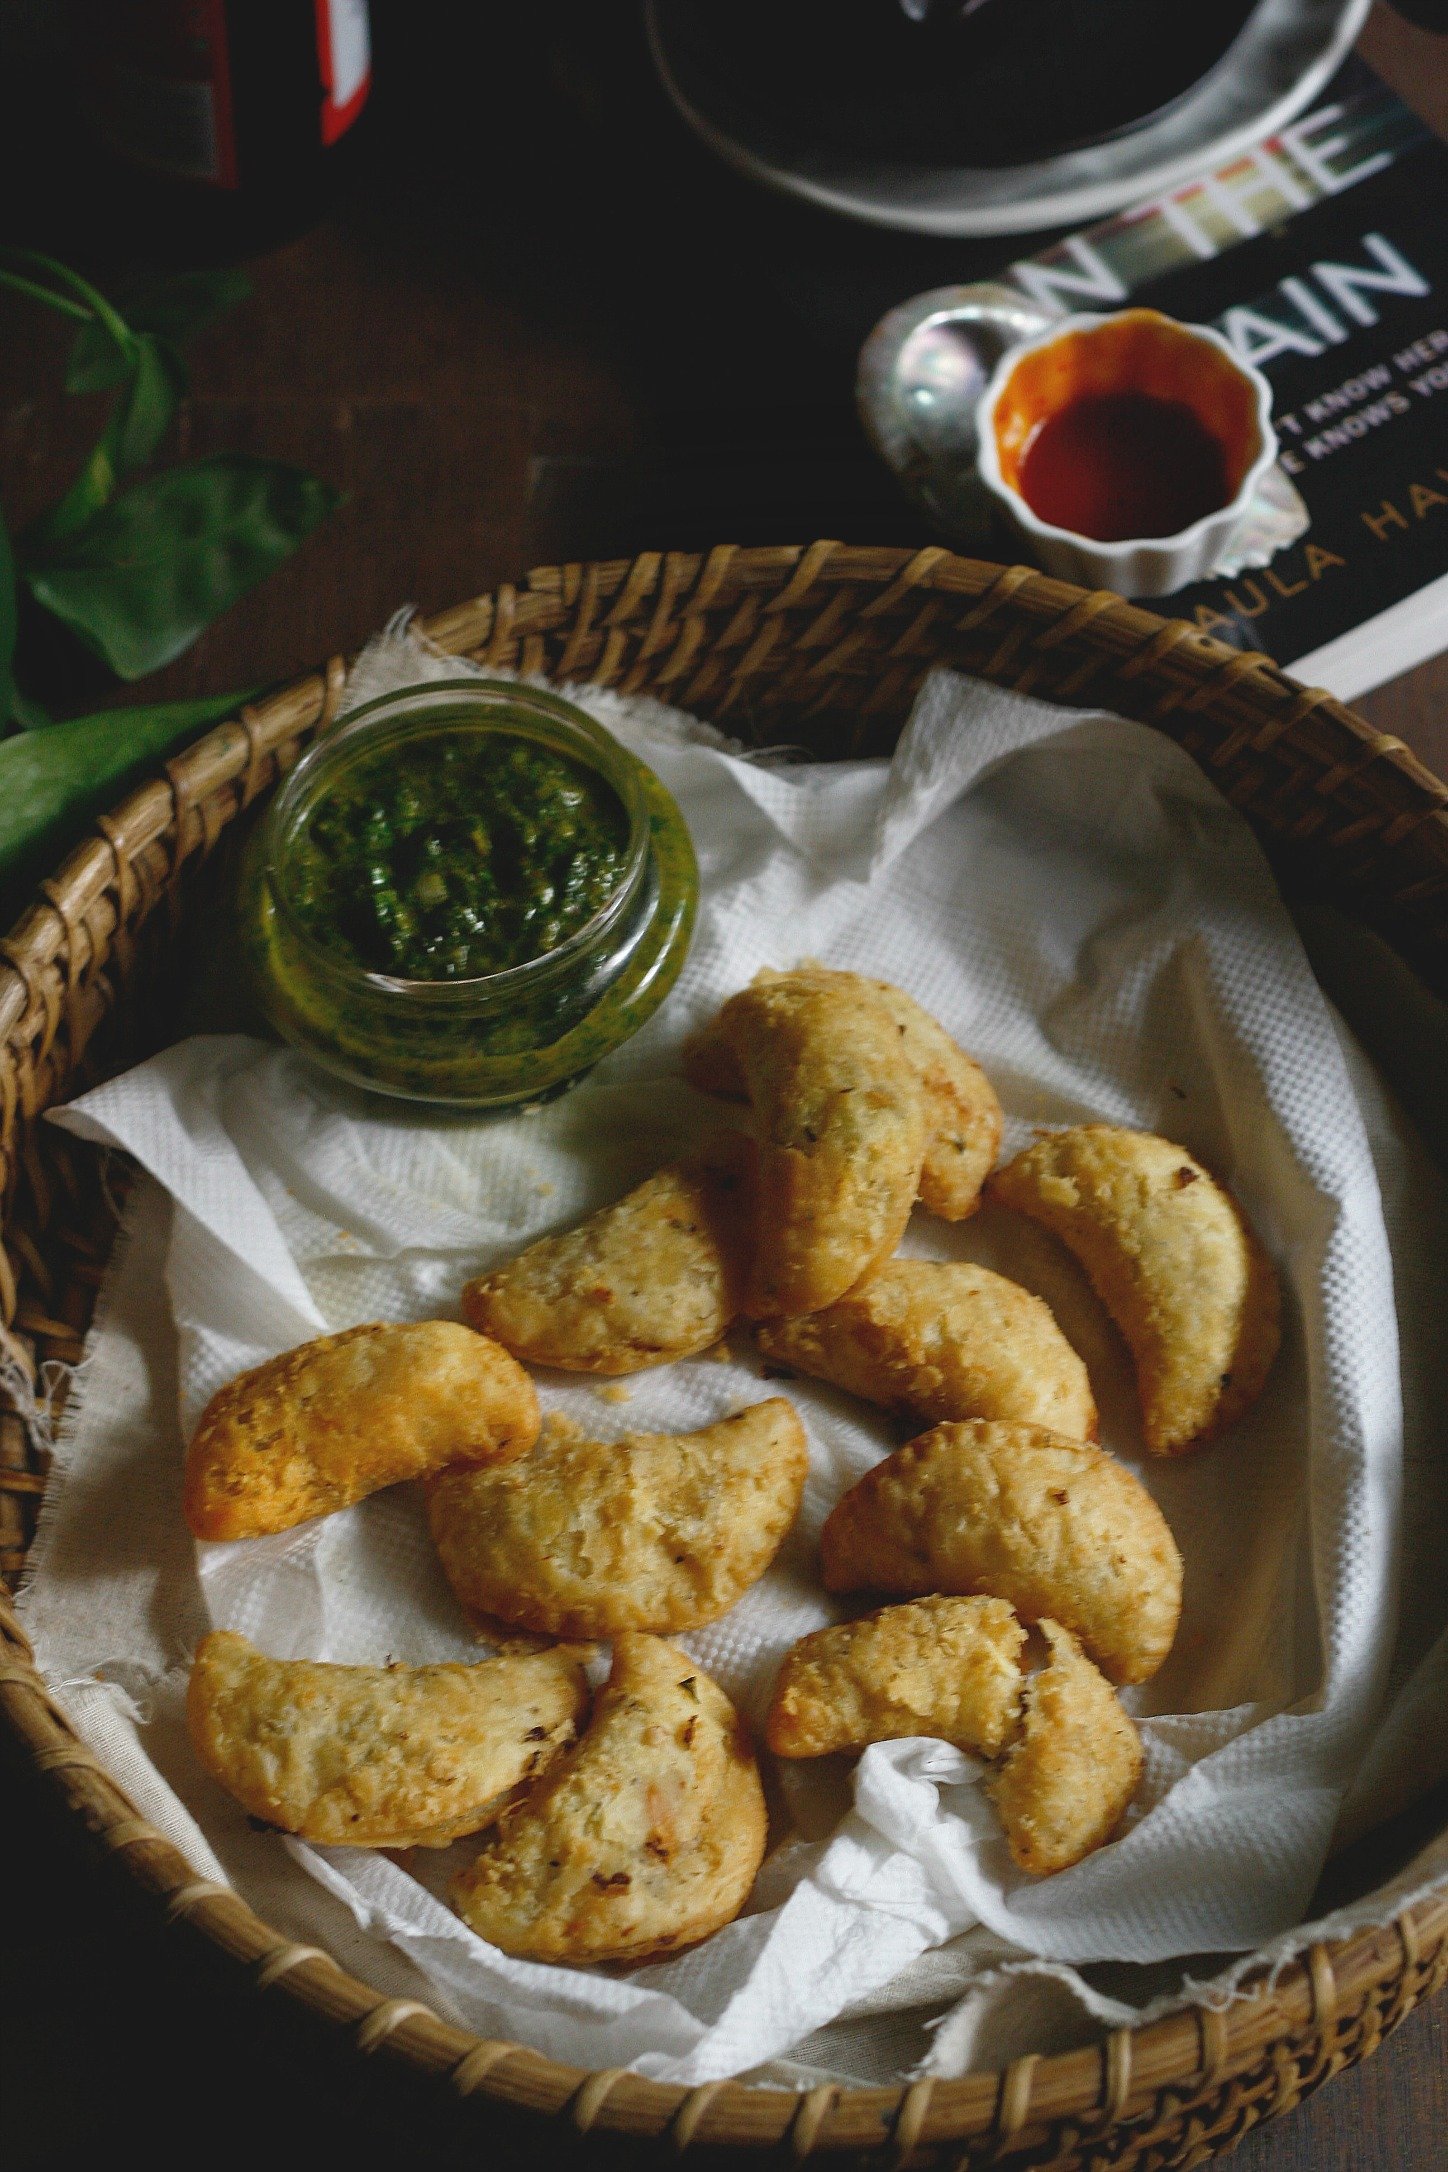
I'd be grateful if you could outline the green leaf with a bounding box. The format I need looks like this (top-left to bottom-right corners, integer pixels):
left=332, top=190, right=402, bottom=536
left=37, top=432, right=119, bottom=550
left=33, top=335, right=186, bottom=553
left=3, top=247, right=137, bottom=380
left=0, top=688, right=253, bottom=919
left=24, top=457, right=341, bottom=679
left=0, top=509, right=16, bottom=731
left=66, top=269, right=251, bottom=394
left=115, top=334, right=185, bottom=470
left=11, top=689, right=53, bottom=730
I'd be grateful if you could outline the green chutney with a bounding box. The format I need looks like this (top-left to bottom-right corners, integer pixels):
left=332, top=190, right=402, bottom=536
left=285, top=731, right=632, bottom=981
left=244, top=680, right=699, bottom=1107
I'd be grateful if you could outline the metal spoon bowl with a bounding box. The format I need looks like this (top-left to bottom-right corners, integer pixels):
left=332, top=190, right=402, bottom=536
left=857, top=283, right=1061, bottom=545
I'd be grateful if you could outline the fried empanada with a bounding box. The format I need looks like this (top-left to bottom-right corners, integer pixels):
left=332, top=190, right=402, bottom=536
left=989, top=1125, right=1280, bottom=1455
left=819, top=1419, right=1181, bottom=1685
left=849, top=975, right=1001, bottom=1219
left=427, top=1398, right=809, bottom=1638
left=757, top=1258, right=1096, bottom=1439
left=990, top=1619, right=1143, bottom=1875
left=766, top=1598, right=1140, bottom=1876
left=461, top=1135, right=754, bottom=1375
left=687, top=964, right=1001, bottom=1221
left=765, top=1594, right=1026, bottom=1759
left=187, top=1630, right=589, bottom=1847
left=451, top=1633, right=766, bottom=1963
left=184, top=1322, right=540, bottom=1540
left=682, top=970, right=926, bottom=1316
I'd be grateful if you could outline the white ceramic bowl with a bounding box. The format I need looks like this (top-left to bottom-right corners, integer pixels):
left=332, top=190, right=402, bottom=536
left=976, top=308, right=1278, bottom=598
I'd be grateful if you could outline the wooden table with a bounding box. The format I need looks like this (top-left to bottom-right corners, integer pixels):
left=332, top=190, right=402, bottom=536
left=1, top=6, right=1445, bottom=2166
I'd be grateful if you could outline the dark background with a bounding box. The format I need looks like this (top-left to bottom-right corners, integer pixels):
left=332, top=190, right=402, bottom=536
left=1, top=4, right=1446, bottom=2165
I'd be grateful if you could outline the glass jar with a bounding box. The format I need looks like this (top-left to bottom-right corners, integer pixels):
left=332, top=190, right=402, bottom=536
left=239, top=679, right=698, bottom=1107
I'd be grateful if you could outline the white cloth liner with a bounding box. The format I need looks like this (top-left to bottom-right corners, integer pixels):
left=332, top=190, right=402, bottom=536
left=16, top=629, right=1448, bottom=2086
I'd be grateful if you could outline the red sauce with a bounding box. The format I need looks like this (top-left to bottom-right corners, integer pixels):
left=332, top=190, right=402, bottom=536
left=1017, top=391, right=1232, bottom=543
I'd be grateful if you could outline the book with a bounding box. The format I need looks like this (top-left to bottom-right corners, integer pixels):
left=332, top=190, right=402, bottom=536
left=996, top=60, right=1448, bottom=699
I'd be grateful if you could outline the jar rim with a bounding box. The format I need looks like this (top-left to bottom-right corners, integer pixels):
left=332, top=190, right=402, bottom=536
left=262, top=679, right=652, bottom=1005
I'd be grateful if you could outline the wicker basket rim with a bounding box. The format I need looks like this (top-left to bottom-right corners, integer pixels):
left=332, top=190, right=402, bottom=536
left=1, top=541, right=1446, bottom=2164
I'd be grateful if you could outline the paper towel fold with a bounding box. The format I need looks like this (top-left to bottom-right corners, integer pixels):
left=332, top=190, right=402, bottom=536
left=21, top=632, right=1442, bottom=2085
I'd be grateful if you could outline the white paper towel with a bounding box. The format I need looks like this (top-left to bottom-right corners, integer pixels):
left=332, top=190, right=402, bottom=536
left=20, top=631, right=1442, bottom=2086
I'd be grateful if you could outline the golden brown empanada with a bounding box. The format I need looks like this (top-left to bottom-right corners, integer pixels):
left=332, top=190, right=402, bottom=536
left=187, top=1630, right=589, bottom=1847
left=839, top=971, right=1001, bottom=1219
left=461, top=1135, right=754, bottom=1375
left=757, top=1258, right=1096, bottom=1438
left=765, top=1598, right=1142, bottom=1876
left=184, top=1321, right=539, bottom=1540
left=682, top=970, right=926, bottom=1316
left=451, top=1634, right=766, bottom=1963
left=990, top=1619, right=1143, bottom=1875
left=819, top=1419, right=1181, bottom=1685
left=687, top=963, right=1001, bottom=1221
left=427, top=1399, right=809, bottom=1639
left=766, top=1594, right=1026, bottom=1759
left=989, top=1125, right=1279, bottom=1454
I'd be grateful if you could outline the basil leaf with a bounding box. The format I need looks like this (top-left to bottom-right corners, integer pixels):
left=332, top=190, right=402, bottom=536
left=0, top=510, right=16, bottom=730
left=35, top=432, right=119, bottom=551
left=11, top=689, right=53, bottom=731
left=0, top=689, right=253, bottom=918
left=24, top=457, right=341, bottom=679
left=66, top=269, right=251, bottom=394
left=116, top=334, right=185, bottom=470
left=30, top=335, right=185, bottom=554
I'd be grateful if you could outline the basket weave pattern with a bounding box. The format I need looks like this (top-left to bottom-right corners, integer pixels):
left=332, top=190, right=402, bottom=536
left=1, top=544, right=1445, bottom=2166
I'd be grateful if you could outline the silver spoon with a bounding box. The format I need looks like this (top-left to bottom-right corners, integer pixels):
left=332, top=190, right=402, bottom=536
left=857, top=282, right=1061, bottom=545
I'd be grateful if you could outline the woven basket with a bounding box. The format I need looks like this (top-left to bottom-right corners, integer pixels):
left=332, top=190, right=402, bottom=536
left=1, top=543, right=1446, bottom=2169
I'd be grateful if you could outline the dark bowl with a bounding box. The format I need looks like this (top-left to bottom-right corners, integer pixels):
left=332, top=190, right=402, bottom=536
left=655, top=0, right=1261, bottom=170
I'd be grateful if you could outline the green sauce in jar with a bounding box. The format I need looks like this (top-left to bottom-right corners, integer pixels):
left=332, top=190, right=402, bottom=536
left=240, top=680, right=698, bottom=1109
left=286, top=733, right=632, bottom=982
